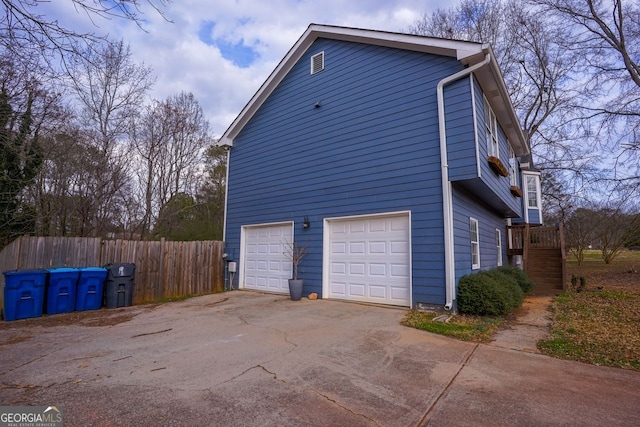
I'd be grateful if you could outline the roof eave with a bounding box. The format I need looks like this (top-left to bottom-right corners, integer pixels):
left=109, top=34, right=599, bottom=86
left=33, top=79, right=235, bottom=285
left=473, top=46, right=529, bottom=156
left=220, top=24, right=490, bottom=145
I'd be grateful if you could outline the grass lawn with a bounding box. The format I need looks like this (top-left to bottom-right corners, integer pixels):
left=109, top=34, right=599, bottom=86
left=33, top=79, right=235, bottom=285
left=403, top=250, right=640, bottom=370
left=401, top=310, right=501, bottom=343
left=538, top=250, right=640, bottom=370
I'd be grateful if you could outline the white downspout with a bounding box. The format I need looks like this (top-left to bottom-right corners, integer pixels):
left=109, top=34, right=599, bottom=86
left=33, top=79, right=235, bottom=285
left=222, top=146, right=231, bottom=242
left=437, top=52, right=491, bottom=311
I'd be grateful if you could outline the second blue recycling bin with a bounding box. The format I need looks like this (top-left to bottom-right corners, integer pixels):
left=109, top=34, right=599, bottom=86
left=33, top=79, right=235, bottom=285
left=3, top=269, right=47, bottom=321
left=46, top=268, right=80, bottom=315
left=76, top=267, right=107, bottom=311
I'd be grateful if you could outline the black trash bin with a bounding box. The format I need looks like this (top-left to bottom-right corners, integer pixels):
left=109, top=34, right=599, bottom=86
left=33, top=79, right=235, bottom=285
left=104, top=263, right=136, bottom=308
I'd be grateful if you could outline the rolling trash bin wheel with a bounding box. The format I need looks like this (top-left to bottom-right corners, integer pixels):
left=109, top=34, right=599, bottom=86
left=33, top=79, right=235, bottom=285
left=104, top=263, right=136, bottom=308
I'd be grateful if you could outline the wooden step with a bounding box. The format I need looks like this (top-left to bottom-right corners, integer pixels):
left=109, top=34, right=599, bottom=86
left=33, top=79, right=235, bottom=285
left=525, top=248, right=565, bottom=294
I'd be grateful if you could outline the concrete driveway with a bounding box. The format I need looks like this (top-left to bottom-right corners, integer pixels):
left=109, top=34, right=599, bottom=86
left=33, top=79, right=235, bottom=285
left=1, top=291, right=639, bottom=426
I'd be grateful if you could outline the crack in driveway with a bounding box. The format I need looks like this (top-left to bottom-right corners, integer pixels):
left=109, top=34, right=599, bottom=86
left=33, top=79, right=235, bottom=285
left=417, top=343, right=480, bottom=426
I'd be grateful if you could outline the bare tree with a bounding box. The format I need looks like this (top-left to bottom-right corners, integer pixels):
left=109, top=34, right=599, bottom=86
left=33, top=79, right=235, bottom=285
left=530, top=0, right=640, bottom=180
left=130, top=92, right=210, bottom=239
left=1, top=0, right=171, bottom=67
left=67, top=40, right=154, bottom=236
left=564, top=207, right=599, bottom=265
left=129, top=99, right=171, bottom=238
left=409, top=0, right=586, bottom=171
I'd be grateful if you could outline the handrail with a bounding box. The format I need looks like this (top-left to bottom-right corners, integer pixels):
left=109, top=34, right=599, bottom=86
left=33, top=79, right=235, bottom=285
left=506, top=224, right=562, bottom=250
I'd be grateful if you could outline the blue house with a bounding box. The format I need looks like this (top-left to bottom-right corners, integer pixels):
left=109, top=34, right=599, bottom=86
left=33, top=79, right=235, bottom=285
left=220, top=24, right=545, bottom=310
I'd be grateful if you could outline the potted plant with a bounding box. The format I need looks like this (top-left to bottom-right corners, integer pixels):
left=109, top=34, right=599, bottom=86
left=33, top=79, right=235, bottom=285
left=283, top=240, right=307, bottom=301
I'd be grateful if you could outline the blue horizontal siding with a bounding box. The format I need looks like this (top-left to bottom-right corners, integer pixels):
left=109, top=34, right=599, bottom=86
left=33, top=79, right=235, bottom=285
left=528, top=208, right=541, bottom=224
left=445, top=76, right=478, bottom=181
left=452, top=184, right=507, bottom=286
left=472, top=77, right=522, bottom=216
left=226, top=38, right=469, bottom=306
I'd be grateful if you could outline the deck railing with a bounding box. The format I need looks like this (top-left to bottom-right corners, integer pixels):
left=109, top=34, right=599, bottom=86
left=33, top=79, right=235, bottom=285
left=506, top=223, right=567, bottom=289
left=507, top=224, right=563, bottom=253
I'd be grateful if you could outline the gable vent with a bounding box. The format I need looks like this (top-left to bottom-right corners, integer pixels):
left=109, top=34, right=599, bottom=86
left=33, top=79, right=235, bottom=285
left=311, top=52, right=324, bottom=75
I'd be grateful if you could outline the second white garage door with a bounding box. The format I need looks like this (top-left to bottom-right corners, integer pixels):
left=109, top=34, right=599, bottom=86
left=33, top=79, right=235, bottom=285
left=326, top=212, right=411, bottom=307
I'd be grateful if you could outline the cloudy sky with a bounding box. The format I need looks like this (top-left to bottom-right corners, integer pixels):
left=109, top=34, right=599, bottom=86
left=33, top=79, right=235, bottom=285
left=38, top=0, right=451, bottom=137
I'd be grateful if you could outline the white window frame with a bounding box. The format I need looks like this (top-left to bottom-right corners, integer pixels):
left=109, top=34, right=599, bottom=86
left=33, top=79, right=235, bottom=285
left=484, top=96, right=498, bottom=158
left=496, top=228, right=503, bottom=267
left=470, top=218, right=480, bottom=270
left=526, top=175, right=540, bottom=208
left=508, top=145, right=518, bottom=186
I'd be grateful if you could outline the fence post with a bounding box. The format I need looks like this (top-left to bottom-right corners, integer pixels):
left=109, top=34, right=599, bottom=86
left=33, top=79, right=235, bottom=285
left=157, top=238, right=165, bottom=301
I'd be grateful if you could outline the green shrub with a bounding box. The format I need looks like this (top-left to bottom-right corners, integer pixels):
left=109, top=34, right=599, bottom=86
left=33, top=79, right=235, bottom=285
left=495, top=265, right=534, bottom=293
left=457, top=270, right=524, bottom=316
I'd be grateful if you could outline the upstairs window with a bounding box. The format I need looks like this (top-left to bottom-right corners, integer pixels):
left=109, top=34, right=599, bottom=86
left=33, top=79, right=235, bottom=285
left=508, top=145, right=518, bottom=186
left=484, top=96, right=498, bottom=158
left=470, top=218, right=480, bottom=269
left=526, top=175, right=540, bottom=208
left=311, top=52, right=324, bottom=75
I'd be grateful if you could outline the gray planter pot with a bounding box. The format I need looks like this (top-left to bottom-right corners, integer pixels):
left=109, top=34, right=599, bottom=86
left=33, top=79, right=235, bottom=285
left=288, top=279, right=303, bottom=301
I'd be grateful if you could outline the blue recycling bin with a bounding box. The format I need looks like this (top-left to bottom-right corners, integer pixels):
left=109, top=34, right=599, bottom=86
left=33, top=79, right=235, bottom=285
left=46, top=268, right=80, bottom=315
left=3, top=269, right=47, bottom=321
left=76, top=267, right=107, bottom=311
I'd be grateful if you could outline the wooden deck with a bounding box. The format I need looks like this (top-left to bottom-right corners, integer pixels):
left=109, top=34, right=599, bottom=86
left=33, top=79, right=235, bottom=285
left=507, top=224, right=566, bottom=294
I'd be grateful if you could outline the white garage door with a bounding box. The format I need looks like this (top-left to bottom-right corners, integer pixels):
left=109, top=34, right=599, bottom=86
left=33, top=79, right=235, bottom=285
left=327, top=213, right=411, bottom=306
left=242, top=223, right=292, bottom=293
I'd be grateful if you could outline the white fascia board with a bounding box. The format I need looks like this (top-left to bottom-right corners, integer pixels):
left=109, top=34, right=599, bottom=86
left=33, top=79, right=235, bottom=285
left=220, top=24, right=487, bottom=145
left=474, top=47, right=529, bottom=157
left=309, top=24, right=484, bottom=59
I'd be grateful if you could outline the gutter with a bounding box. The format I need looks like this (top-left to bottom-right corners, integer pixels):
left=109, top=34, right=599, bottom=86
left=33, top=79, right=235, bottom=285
left=437, top=52, right=491, bottom=311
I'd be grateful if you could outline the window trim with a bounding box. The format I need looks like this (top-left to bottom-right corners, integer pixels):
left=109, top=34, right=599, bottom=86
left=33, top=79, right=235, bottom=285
left=470, top=218, right=480, bottom=270
left=484, top=96, right=498, bottom=158
left=508, top=145, right=518, bottom=186
left=526, top=175, right=540, bottom=209
left=496, top=228, right=503, bottom=267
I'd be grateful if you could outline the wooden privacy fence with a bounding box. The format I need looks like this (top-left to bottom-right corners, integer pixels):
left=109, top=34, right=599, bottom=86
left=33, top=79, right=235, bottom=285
left=0, top=236, right=225, bottom=308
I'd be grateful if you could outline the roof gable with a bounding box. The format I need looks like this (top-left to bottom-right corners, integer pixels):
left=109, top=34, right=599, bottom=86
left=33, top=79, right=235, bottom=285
left=220, top=24, right=528, bottom=155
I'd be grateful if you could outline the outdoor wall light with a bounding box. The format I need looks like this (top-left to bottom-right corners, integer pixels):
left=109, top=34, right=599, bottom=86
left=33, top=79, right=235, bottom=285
left=314, top=101, right=321, bottom=108
left=303, top=216, right=310, bottom=229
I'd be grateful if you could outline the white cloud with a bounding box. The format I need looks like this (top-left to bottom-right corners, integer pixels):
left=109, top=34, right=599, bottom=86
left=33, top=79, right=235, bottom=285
left=41, top=0, right=451, bottom=136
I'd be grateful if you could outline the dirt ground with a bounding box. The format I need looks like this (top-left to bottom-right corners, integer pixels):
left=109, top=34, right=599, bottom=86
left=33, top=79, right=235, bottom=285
left=0, top=304, right=156, bottom=331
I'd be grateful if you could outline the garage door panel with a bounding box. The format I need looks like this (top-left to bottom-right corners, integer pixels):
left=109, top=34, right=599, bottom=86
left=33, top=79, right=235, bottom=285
left=243, top=223, right=292, bottom=294
left=349, top=242, right=366, bottom=254
left=349, top=263, right=365, bottom=275
left=369, top=219, right=386, bottom=232
left=331, top=242, right=347, bottom=254
left=390, top=263, right=410, bottom=277
left=331, top=282, right=346, bottom=295
left=331, top=262, right=346, bottom=275
left=390, top=241, right=409, bottom=254
left=350, top=222, right=366, bottom=233
left=369, top=285, right=387, bottom=299
left=390, top=287, right=410, bottom=300
left=369, top=241, right=386, bottom=254
left=349, top=283, right=366, bottom=297
left=328, top=213, right=410, bottom=307
left=369, top=263, right=386, bottom=276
